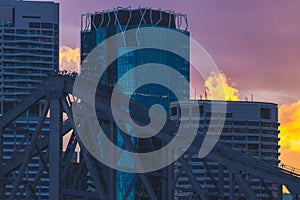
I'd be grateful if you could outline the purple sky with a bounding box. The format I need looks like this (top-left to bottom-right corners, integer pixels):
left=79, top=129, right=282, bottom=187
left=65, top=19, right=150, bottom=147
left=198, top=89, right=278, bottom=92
left=38, top=0, right=300, bottom=105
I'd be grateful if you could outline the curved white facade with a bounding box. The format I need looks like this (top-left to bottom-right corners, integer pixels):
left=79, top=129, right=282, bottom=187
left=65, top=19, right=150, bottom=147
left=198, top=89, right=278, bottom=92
left=170, top=100, right=280, bottom=200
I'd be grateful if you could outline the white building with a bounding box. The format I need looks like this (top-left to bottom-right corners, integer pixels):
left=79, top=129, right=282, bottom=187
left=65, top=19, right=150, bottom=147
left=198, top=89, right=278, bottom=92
left=170, top=100, right=280, bottom=200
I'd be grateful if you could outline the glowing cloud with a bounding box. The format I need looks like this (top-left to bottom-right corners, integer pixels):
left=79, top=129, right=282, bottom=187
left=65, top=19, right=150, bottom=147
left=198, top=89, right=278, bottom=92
left=59, top=46, right=80, bottom=72
left=279, top=100, right=300, bottom=152
left=205, top=71, right=239, bottom=101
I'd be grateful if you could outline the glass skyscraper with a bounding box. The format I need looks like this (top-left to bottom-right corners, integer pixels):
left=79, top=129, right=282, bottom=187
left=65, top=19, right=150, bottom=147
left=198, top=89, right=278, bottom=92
left=0, top=1, right=59, bottom=198
left=81, top=7, right=190, bottom=199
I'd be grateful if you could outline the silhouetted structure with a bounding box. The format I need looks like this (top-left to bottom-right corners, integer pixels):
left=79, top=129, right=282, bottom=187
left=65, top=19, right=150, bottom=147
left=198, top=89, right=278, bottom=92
left=0, top=0, right=59, bottom=199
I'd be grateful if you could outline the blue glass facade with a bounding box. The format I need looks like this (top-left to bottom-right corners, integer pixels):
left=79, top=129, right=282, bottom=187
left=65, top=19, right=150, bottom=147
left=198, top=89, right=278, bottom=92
left=81, top=8, right=190, bottom=199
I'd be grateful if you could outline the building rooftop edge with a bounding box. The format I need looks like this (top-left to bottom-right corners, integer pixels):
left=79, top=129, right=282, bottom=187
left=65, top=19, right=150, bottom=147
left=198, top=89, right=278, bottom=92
left=171, top=100, right=278, bottom=106
left=86, top=6, right=187, bottom=17
left=81, top=6, right=188, bottom=31
left=0, top=0, right=58, bottom=4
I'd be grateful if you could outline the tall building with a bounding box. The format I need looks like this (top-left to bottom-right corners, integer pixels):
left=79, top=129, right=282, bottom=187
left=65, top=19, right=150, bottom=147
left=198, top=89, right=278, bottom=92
left=170, top=100, right=280, bottom=200
left=0, top=0, right=59, bottom=198
left=81, top=7, right=190, bottom=199
left=0, top=0, right=59, bottom=114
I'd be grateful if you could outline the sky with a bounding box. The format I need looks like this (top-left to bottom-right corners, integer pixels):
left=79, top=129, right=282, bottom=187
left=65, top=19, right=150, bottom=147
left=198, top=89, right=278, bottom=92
left=56, top=0, right=300, bottom=103
left=38, top=0, right=300, bottom=173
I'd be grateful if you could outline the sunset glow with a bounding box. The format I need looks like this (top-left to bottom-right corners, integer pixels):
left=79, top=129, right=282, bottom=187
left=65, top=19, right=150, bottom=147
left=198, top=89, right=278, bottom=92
left=205, top=71, right=239, bottom=101
left=59, top=46, right=80, bottom=72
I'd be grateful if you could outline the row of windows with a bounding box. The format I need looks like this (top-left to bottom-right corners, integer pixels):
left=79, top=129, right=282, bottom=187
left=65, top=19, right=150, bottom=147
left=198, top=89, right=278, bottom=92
left=194, top=120, right=277, bottom=128
left=3, top=36, right=53, bottom=42
left=4, top=56, right=53, bottom=61
left=3, top=43, right=54, bottom=49
left=2, top=29, right=55, bottom=36
left=3, top=62, right=53, bottom=68
left=3, top=54, right=52, bottom=59
left=221, top=135, right=278, bottom=141
left=3, top=75, right=45, bottom=80
left=172, top=107, right=273, bottom=120
left=4, top=49, right=53, bottom=55
left=220, top=135, right=278, bottom=141
left=29, top=22, right=58, bottom=30
left=4, top=69, right=51, bottom=74
left=220, top=128, right=276, bottom=134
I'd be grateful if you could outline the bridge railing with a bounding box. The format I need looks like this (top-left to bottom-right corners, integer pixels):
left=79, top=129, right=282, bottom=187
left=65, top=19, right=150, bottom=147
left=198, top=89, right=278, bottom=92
left=279, top=163, right=300, bottom=178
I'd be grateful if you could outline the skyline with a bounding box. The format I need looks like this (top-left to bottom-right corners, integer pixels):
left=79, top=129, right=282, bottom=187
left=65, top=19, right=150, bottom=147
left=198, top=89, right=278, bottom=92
left=55, top=0, right=300, bottom=104
left=0, top=1, right=299, bottom=198
left=43, top=0, right=300, bottom=168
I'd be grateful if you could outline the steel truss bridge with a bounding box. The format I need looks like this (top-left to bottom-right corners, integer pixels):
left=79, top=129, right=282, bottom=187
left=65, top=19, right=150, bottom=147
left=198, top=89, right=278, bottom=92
left=0, top=75, right=299, bottom=200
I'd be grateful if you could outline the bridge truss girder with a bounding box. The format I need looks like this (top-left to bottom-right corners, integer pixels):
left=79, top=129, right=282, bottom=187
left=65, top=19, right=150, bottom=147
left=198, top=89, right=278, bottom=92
left=0, top=76, right=299, bottom=199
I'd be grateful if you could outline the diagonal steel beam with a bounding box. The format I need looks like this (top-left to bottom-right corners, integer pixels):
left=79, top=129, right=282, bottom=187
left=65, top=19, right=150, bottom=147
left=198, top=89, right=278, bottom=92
left=61, top=131, right=77, bottom=182
left=202, top=158, right=223, bottom=196
left=81, top=147, right=107, bottom=199
left=9, top=97, right=50, bottom=200
left=178, top=156, right=208, bottom=200
left=25, top=152, right=49, bottom=200
left=62, top=99, right=107, bottom=199
left=122, top=174, right=139, bottom=200
left=62, top=188, right=101, bottom=199
left=4, top=120, right=72, bottom=175
left=118, top=127, right=158, bottom=200
left=232, top=171, right=258, bottom=200
left=0, top=86, right=47, bottom=130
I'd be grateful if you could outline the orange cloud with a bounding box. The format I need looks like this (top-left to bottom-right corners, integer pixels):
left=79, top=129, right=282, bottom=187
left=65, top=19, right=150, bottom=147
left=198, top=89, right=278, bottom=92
left=204, top=71, right=300, bottom=180
left=59, top=46, right=80, bottom=72
left=205, top=71, right=239, bottom=100
left=279, top=101, right=300, bottom=154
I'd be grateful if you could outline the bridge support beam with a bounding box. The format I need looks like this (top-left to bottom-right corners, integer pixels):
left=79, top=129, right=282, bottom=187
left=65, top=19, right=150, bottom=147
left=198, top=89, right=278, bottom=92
left=0, top=127, right=4, bottom=200
left=277, top=184, right=282, bottom=200
left=292, top=193, right=299, bottom=200
left=49, top=82, right=63, bottom=200
left=1, top=76, right=300, bottom=199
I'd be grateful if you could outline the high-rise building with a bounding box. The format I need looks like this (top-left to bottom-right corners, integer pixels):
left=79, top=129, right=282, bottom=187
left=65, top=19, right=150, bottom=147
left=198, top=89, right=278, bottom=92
left=81, top=7, right=190, bottom=199
left=0, top=0, right=59, bottom=198
left=170, top=100, right=280, bottom=200
left=0, top=0, right=59, bottom=114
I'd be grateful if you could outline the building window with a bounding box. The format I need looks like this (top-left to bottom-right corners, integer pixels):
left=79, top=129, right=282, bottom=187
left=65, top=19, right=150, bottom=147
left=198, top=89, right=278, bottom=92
left=261, top=122, right=272, bottom=127
left=226, top=113, right=232, bottom=118
left=206, top=112, right=211, bottom=117
left=199, top=105, right=204, bottom=116
left=261, top=108, right=271, bottom=119
left=233, top=128, right=246, bottom=133
left=233, top=121, right=246, bottom=126
left=224, top=120, right=232, bottom=125
left=16, top=29, right=28, bottom=34
left=41, top=23, right=53, bottom=29
left=248, top=144, right=259, bottom=151
left=247, top=121, right=259, bottom=126
left=29, top=22, right=40, bottom=28
left=191, top=105, right=203, bottom=116
left=181, top=107, right=189, bottom=115
left=171, top=107, right=177, bottom=116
